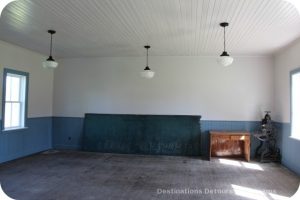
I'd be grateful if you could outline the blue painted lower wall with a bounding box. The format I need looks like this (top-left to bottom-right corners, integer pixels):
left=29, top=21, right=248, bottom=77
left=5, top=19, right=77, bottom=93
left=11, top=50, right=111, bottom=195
left=52, top=117, right=84, bottom=150
left=0, top=117, right=300, bottom=175
left=4, top=117, right=299, bottom=176
left=0, top=117, right=52, bottom=163
left=274, top=122, right=300, bottom=175
left=52, top=117, right=262, bottom=158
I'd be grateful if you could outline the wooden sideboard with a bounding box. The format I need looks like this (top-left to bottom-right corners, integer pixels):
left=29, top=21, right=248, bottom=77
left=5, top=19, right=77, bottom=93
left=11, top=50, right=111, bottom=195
left=209, top=131, right=250, bottom=162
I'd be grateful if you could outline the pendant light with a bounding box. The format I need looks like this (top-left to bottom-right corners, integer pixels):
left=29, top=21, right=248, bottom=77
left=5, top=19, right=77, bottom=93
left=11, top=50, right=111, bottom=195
left=217, top=22, right=233, bottom=67
left=43, top=30, right=58, bottom=69
left=141, top=45, right=155, bottom=79
left=0, top=0, right=15, bottom=17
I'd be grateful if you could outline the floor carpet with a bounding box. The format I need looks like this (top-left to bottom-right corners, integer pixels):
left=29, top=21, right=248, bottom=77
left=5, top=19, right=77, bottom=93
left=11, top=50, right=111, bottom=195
left=0, top=150, right=299, bottom=200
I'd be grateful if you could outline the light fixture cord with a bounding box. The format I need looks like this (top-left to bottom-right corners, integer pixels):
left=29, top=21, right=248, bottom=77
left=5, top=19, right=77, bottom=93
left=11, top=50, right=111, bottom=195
left=223, top=26, right=226, bottom=52
left=50, top=33, right=53, bottom=57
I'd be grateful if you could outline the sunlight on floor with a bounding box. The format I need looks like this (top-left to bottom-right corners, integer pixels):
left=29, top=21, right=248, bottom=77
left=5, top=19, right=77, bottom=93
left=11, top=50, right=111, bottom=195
left=219, top=158, right=264, bottom=171
left=289, top=184, right=300, bottom=199
left=269, top=193, right=290, bottom=200
left=231, top=184, right=269, bottom=200
left=242, top=162, right=264, bottom=171
left=231, top=184, right=295, bottom=200
left=219, top=158, right=242, bottom=167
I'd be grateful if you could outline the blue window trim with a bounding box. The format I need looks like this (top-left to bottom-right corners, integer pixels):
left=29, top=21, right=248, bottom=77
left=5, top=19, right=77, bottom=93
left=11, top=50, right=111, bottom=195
left=2, top=68, right=29, bottom=132
left=290, top=67, right=300, bottom=138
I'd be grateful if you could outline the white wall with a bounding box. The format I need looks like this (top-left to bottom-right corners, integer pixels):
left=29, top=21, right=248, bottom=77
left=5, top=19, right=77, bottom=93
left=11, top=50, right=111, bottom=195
left=274, top=38, right=300, bottom=123
left=0, top=40, right=54, bottom=118
left=54, top=56, right=273, bottom=121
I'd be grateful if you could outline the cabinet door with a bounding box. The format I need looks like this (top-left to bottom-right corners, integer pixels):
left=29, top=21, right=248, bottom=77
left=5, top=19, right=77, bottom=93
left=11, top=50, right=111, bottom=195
left=211, top=135, right=244, bottom=157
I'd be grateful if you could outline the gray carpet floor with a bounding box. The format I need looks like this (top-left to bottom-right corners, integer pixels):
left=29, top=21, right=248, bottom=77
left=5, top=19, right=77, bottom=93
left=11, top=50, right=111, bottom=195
left=0, top=150, right=299, bottom=200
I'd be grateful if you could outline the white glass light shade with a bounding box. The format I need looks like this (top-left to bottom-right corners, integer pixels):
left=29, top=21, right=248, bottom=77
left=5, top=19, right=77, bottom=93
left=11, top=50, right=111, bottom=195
left=140, top=70, right=155, bottom=79
left=43, top=60, right=58, bottom=69
left=218, top=56, right=234, bottom=67
left=0, top=0, right=16, bottom=16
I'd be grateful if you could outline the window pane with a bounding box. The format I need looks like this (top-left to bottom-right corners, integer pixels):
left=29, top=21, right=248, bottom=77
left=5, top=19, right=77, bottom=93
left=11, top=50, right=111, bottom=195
left=291, top=73, right=300, bottom=138
left=4, top=103, right=12, bottom=128
left=11, top=76, right=20, bottom=101
left=11, top=103, right=21, bottom=127
left=3, top=70, right=28, bottom=130
left=5, top=76, right=11, bottom=101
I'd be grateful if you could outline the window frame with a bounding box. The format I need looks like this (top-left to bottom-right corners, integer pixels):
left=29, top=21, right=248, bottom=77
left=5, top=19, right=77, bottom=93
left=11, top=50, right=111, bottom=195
left=290, top=68, right=300, bottom=140
left=2, top=68, right=29, bottom=131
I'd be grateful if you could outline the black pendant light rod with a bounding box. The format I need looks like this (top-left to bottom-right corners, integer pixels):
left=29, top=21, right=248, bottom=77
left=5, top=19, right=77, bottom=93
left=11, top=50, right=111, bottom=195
left=220, top=22, right=228, bottom=52
left=219, top=22, right=230, bottom=56
left=144, top=45, right=151, bottom=70
left=48, top=30, right=56, bottom=58
left=50, top=32, right=53, bottom=56
left=223, top=24, right=226, bottom=52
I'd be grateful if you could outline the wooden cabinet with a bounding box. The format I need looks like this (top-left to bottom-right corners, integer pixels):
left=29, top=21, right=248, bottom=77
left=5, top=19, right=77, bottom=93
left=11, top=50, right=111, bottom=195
left=209, top=131, right=250, bottom=162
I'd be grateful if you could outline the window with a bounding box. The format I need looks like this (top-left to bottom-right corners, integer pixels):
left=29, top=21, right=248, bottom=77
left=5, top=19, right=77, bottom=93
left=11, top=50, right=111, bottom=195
left=291, top=68, right=300, bottom=139
left=2, top=69, right=29, bottom=131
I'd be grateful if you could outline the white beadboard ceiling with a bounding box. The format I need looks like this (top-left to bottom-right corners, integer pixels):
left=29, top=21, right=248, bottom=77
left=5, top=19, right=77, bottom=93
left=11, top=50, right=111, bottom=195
left=0, top=0, right=299, bottom=58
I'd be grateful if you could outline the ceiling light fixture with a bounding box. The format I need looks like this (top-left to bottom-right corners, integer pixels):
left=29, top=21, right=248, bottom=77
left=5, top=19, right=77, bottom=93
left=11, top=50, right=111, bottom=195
left=43, top=30, right=58, bottom=69
left=141, top=45, right=155, bottom=79
left=0, top=0, right=15, bottom=17
left=217, top=22, right=234, bottom=67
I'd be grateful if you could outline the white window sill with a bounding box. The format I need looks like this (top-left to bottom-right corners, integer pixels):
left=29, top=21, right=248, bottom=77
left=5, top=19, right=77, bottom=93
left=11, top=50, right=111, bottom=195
left=2, top=127, right=28, bottom=132
left=289, top=136, right=300, bottom=141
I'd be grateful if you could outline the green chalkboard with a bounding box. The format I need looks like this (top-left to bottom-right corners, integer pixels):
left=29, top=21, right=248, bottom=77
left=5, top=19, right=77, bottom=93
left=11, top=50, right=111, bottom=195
left=82, top=114, right=201, bottom=156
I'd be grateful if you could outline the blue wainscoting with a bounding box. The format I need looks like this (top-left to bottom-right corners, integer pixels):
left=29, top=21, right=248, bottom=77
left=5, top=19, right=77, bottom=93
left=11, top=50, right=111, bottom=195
left=52, top=117, right=262, bottom=158
left=4, top=116, right=299, bottom=176
left=275, top=122, right=300, bottom=175
left=52, top=117, right=84, bottom=150
left=0, top=117, right=52, bottom=163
